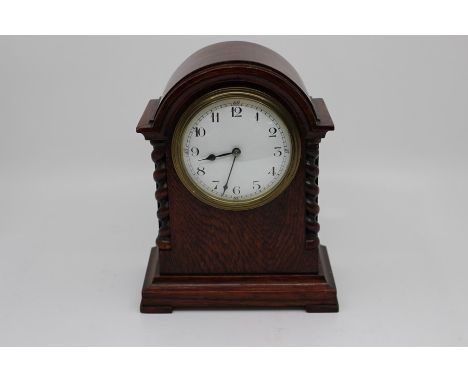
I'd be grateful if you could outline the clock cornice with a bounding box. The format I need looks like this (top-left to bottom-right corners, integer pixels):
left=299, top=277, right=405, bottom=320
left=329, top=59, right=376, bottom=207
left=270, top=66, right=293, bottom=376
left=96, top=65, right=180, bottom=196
left=137, top=42, right=334, bottom=142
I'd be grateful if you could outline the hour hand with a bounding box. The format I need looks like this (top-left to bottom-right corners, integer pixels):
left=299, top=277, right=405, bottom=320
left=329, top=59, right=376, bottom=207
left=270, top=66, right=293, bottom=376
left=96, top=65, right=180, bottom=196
left=198, top=151, right=235, bottom=161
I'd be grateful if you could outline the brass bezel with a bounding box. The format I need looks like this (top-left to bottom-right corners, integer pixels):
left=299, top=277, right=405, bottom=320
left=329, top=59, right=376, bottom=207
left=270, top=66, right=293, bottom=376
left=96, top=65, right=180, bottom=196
left=171, top=87, right=301, bottom=211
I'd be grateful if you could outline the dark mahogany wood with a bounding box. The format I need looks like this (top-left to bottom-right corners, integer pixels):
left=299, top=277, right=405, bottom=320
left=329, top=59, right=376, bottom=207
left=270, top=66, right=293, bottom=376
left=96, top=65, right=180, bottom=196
left=140, top=245, right=338, bottom=313
left=136, top=41, right=338, bottom=312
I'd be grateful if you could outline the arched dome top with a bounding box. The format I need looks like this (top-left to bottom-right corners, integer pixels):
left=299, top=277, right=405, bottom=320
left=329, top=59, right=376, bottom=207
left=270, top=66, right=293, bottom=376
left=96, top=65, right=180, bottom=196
left=162, top=41, right=309, bottom=98
left=137, top=41, right=333, bottom=141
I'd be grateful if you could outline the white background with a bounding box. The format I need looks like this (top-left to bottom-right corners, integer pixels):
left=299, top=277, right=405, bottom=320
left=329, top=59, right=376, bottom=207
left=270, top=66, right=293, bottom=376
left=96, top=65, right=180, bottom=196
left=1, top=36, right=467, bottom=346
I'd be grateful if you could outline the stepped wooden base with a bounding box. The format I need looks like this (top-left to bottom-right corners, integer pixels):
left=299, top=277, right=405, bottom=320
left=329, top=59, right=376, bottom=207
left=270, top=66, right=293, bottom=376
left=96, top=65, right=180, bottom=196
left=140, top=245, right=338, bottom=313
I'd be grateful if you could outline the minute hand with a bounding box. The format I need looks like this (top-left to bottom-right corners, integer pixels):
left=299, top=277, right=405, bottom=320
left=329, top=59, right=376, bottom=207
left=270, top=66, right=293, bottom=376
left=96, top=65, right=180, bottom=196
left=221, top=148, right=241, bottom=196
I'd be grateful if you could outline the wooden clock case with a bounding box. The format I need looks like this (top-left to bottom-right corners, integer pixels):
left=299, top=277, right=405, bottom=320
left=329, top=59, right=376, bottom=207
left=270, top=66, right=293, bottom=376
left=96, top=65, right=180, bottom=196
left=136, top=41, right=338, bottom=313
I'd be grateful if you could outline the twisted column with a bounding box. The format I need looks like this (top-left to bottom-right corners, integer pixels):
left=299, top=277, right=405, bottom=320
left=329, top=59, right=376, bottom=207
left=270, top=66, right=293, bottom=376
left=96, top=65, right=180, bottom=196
left=150, top=140, right=171, bottom=250
left=305, top=141, right=320, bottom=249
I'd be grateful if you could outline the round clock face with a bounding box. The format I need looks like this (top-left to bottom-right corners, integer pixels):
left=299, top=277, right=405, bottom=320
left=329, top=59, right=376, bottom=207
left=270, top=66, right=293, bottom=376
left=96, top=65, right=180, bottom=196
left=172, top=89, right=300, bottom=210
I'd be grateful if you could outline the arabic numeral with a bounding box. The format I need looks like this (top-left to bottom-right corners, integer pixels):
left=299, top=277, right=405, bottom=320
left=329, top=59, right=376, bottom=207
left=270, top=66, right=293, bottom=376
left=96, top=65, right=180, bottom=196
left=274, top=147, right=282, bottom=157
left=190, top=147, right=199, bottom=156
left=197, top=167, right=206, bottom=176
left=195, top=127, right=206, bottom=137
left=269, top=127, right=277, bottom=137
left=252, top=181, right=261, bottom=191
left=232, top=186, right=241, bottom=195
left=231, top=106, right=242, bottom=117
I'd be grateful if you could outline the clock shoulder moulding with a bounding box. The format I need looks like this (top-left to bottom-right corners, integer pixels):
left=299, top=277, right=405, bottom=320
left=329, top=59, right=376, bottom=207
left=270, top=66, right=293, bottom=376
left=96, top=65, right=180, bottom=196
left=136, top=41, right=338, bottom=313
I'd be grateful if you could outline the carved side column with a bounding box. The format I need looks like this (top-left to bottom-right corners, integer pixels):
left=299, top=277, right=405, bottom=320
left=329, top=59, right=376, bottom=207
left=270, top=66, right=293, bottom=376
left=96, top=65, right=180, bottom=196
left=305, top=140, right=320, bottom=250
left=150, top=140, right=171, bottom=250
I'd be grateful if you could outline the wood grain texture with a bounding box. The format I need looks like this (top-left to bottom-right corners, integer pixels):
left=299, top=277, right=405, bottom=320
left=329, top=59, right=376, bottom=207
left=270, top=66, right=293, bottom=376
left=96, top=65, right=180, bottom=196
left=140, top=245, right=338, bottom=313
left=136, top=42, right=334, bottom=142
left=161, top=141, right=316, bottom=274
left=161, top=41, right=310, bottom=100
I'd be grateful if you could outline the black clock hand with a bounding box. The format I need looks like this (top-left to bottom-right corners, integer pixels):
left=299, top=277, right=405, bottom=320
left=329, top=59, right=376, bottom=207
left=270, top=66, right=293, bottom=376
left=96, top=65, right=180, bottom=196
left=198, top=150, right=236, bottom=161
left=221, top=148, right=241, bottom=196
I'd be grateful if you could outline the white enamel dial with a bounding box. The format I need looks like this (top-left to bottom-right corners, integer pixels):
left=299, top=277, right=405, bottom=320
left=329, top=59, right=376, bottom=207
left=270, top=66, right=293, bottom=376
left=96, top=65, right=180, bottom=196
left=173, top=91, right=299, bottom=209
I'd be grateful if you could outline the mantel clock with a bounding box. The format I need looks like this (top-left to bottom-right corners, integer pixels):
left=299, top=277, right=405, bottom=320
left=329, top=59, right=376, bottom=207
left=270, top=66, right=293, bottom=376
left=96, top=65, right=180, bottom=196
left=136, top=41, right=338, bottom=313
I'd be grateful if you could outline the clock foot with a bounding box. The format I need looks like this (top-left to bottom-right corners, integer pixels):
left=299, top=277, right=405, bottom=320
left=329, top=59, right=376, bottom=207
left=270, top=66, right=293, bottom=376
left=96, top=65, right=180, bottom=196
left=305, top=304, right=339, bottom=313
left=140, top=246, right=338, bottom=313
left=140, top=304, right=173, bottom=314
